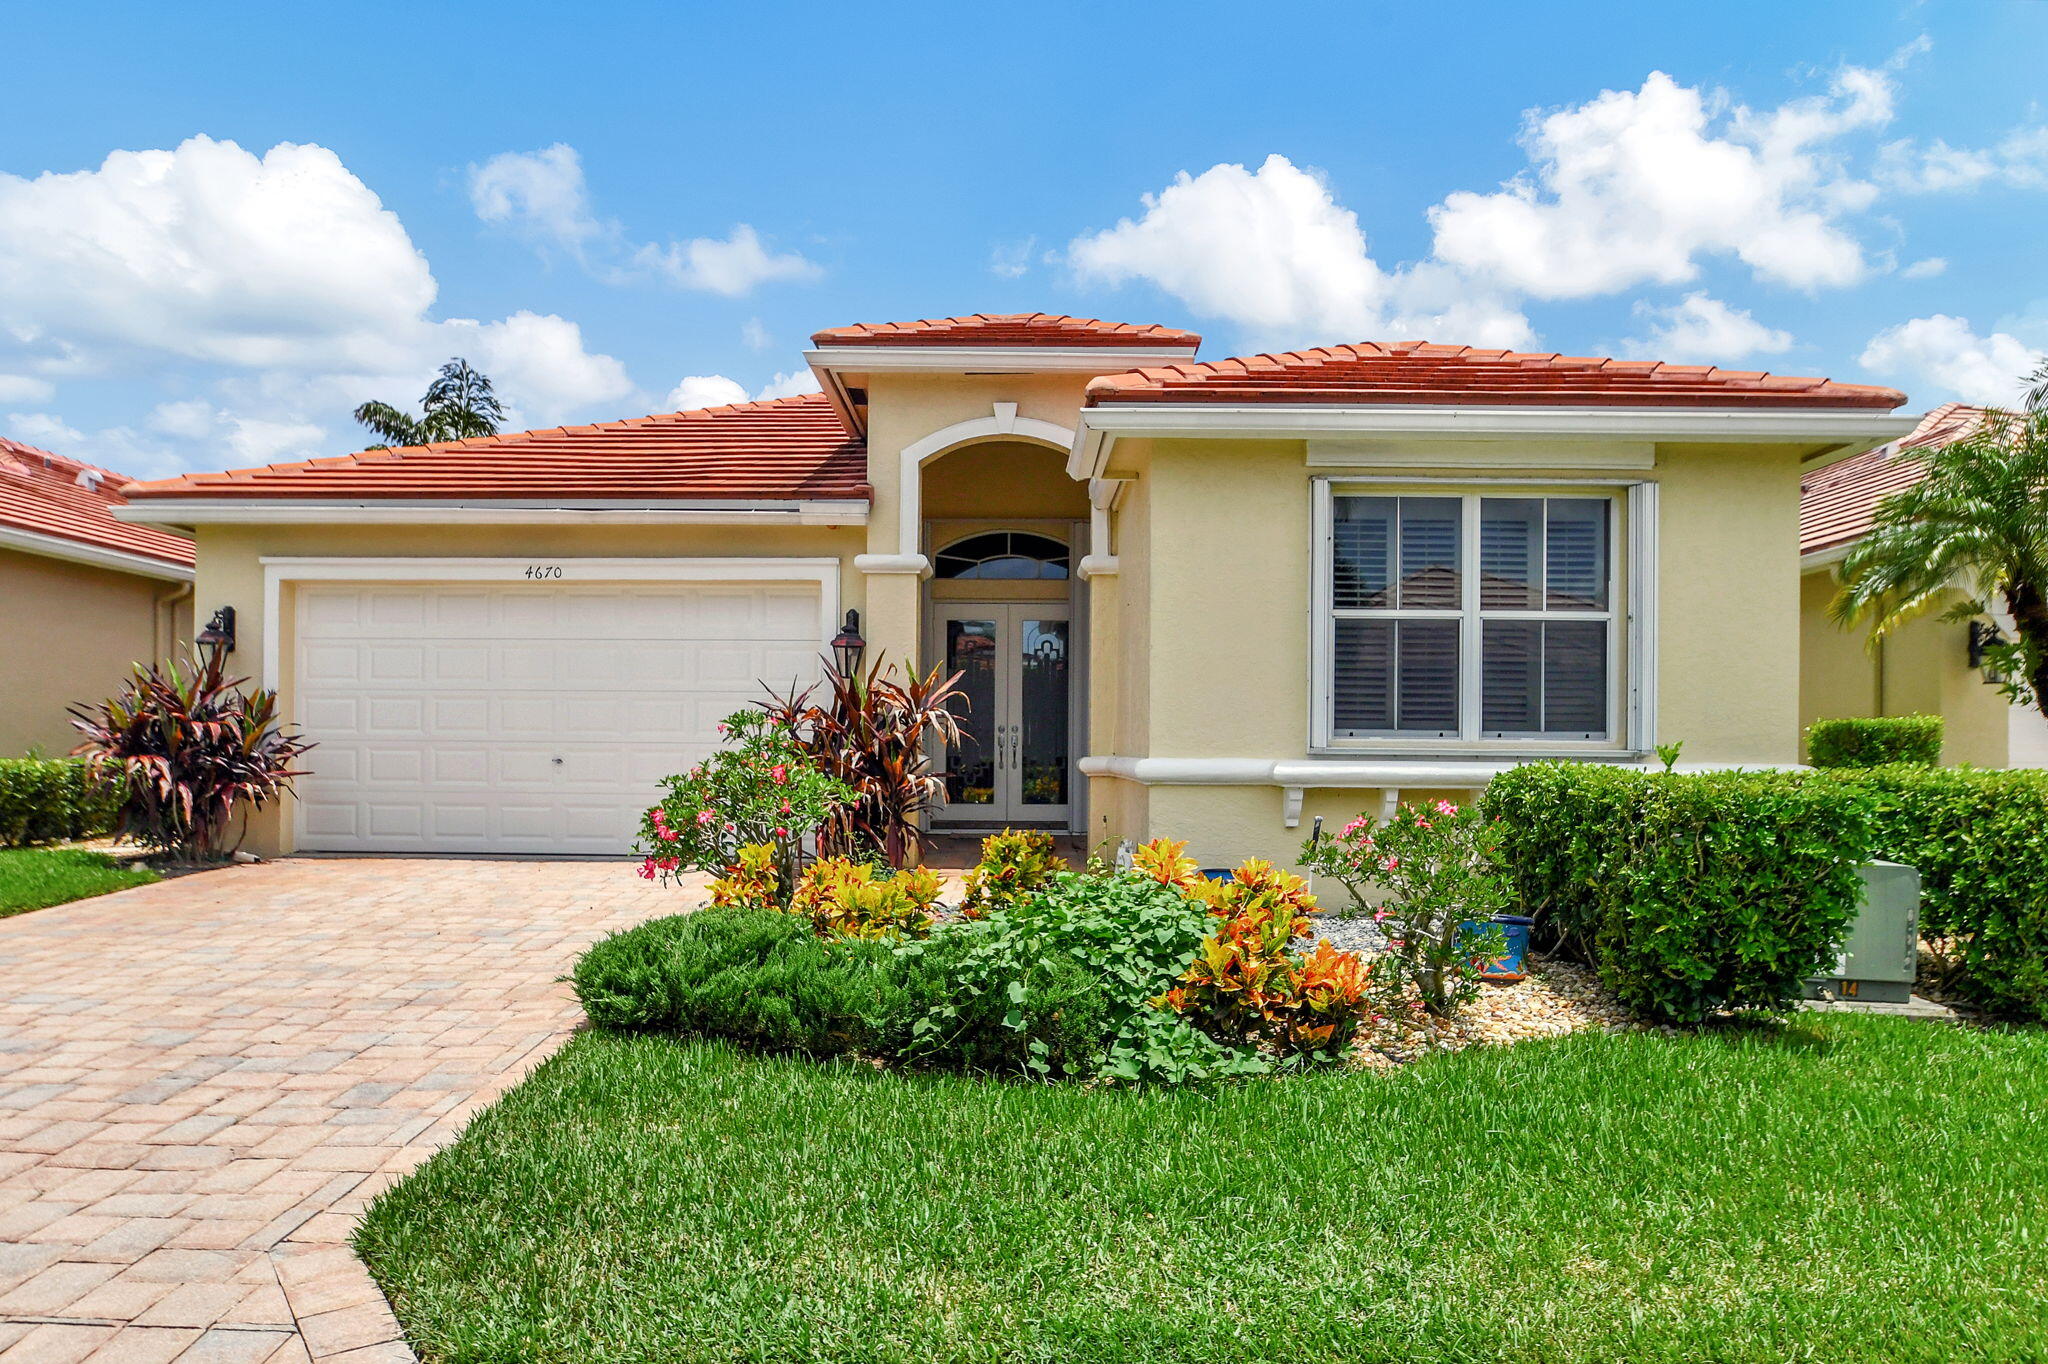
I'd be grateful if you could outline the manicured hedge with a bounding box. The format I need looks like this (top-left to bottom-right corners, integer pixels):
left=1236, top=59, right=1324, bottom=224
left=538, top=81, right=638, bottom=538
left=1823, top=766, right=2048, bottom=1020
left=1484, top=764, right=1874, bottom=1023
left=1807, top=715, right=1944, bottom=769
left=0, top=758, right=117, bottom=848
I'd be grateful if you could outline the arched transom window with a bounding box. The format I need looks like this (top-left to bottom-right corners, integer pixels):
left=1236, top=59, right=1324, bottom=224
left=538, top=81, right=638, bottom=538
left=933, top=531, right=1069, bottom=580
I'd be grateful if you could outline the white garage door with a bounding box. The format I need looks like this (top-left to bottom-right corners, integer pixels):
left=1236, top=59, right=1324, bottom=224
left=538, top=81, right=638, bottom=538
left=293, top=580, right=822, bottom=854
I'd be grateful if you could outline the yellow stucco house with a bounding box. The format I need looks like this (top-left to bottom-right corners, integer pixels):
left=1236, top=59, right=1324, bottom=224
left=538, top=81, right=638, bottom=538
left=1798, top=403, right=2048, bottom=768
left=2, top=436, right=195, bottom=757
left=117, top=314, right=1918, bottom=864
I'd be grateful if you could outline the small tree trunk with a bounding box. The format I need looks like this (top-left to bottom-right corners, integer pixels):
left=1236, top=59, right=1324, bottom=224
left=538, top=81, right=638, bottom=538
left=2003, top=582, right=2048, bottom=717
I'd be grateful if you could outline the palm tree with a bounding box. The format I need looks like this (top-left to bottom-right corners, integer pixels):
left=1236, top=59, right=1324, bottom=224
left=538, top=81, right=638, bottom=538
left=1833, top=360, right=2048, bottom=715
left=354, top=358, right=505, bottom=449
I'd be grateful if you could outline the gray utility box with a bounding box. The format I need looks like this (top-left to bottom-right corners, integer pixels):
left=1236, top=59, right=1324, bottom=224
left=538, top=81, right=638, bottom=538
left=1805, top=861, right=1920, bottom=1004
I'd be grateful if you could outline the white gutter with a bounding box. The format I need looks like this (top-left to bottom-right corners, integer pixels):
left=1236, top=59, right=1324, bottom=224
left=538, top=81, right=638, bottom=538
left=113, top=498, right=869, bottom=528
left=1068, top=403, right=1920, bottom=480
left=0, top=524, right=194, bottom=581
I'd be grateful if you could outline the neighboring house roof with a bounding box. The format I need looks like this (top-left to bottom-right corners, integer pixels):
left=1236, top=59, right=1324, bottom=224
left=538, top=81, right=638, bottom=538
left=0, top=436, right=195, bottom=572
left=1084, top=342, right=1908, bottom=409
left=1799, top=402, right=1986, bottom=557
left=810, top=314, right=1203, bottom=350
left=122, top=393, right=870, bottom=502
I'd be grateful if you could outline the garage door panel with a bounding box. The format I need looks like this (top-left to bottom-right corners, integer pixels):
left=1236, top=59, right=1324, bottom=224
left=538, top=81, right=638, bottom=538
left=295, top=579, right=823, bottom=854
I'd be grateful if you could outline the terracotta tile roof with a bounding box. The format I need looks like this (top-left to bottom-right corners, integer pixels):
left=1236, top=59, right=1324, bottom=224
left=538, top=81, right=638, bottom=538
left=1084, top=341, right=1908, bottom=409
left=0, top=436, right=195, bottom=569
left=123, top=393, right=870, bottom=502
left=1800, top=403, right=1986, bottom=556
left=810, top=314, right=1202, bottom=350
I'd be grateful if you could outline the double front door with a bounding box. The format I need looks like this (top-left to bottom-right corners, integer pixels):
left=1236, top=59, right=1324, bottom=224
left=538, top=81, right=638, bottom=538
left=934, top=603, right=1072, bottom=826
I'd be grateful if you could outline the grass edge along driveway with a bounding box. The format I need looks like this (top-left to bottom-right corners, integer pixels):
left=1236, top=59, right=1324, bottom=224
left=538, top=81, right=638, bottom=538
left=0, top=845, right=157, bottom=917
left=358, top=1013, right=2048, bottom=1363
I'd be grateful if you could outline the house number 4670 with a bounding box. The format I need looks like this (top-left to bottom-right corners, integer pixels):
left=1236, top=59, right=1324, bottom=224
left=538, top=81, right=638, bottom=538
left=523, top=565, right=563, bottom=579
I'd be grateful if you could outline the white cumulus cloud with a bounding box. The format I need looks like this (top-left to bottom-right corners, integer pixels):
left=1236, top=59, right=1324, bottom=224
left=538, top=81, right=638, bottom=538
left=663, top=367, right=821, bottom=412
left=1623, top=292, right=1794, bottom=363
left=468, top=143, right=610, bottom=258
left=0, top=136, right=637, bottom=471
left=1429, top=67, right=1890, bottom=298
left=1878, top=125, right=2048, bottom=192
left=1860, top=314, right=2045, bottom=406
left=473, top=144, right=819, bottom=297
left=1068, top=154, right=1531, bottom=349
left=1900, top=256, right=1948, bottom=279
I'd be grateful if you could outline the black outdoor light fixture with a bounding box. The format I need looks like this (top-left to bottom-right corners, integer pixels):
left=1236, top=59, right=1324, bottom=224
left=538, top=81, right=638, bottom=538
left=830, top=608, right=866, bottom=675
left=1969, top=619, right=2009, bottom=685
left=196, top=605, right=237, bottom=662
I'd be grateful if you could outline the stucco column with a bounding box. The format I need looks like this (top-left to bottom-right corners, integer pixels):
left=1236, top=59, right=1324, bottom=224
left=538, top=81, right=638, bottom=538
left=854, top=560, right=925, bottom=679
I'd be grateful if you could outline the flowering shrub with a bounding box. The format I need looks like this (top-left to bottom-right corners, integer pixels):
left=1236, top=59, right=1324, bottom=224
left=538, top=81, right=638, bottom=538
left=958, top=829, right=1063, bottom=919
left=1300, top=800, right=1507, bottom=1020
left=637, top=709, right=854, bottom=904
left=791, top=858, right=943, bottom=939
left=1156, top=856, right=1374, bottom=1061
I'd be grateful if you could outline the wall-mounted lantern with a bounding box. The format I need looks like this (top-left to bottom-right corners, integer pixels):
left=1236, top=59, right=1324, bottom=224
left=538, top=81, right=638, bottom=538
left=1968, top=619, right=2009, bottom=685
left=830, top=609, right=866, bottom=676
left=196, top=606, right=237, bottom=664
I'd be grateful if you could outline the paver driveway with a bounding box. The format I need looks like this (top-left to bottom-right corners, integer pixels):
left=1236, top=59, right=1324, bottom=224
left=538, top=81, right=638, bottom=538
left=0, top=857, right=680, bottom=1363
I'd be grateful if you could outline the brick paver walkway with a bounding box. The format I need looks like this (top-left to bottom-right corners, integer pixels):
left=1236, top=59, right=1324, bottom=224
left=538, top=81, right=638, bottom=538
left=0, top=857, right=681, bottom=1363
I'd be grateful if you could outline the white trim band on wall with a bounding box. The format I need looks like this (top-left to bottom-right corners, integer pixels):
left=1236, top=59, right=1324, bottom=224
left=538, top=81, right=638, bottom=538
left=255, top=556, right=842, bottom=692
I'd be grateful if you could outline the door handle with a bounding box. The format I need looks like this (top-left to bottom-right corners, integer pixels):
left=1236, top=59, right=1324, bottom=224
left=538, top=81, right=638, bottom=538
left=993, top=726, right=1003, bottom=772
left=1009, top=725, right=1020, bottom=771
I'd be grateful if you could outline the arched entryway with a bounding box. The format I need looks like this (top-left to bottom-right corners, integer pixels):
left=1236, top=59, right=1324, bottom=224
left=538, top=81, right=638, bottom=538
left=921, top=438, right=1089, bottom=831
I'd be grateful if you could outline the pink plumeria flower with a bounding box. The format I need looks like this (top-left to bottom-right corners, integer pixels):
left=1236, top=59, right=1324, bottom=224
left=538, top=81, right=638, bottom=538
left=1379, top=855, right=1401, bottom=871
left=637, top=859, right=657, bottom=881
left=771, top=764, right=789, bottom=785
left=696, top=810, right=716, bottom=826
left=773, top=827, right=790, bottom=840
left=1435, top=799, right=1458, bottom=816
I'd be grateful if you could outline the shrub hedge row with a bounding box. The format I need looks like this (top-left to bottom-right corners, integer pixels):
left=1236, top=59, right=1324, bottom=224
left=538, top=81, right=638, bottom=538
left=1823, top=765, right=2048, bottom=1020
left=1484, top=764, right=1873, bottom=1023
left=0, top=757, right=118, bottom=848
left=1807, top=715, right=1944, bottom=769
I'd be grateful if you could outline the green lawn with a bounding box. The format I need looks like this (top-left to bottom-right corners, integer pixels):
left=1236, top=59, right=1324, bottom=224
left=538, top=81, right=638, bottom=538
left=357, top=1015, right=2048, bottom=1363
left=0, top=846, right=157, bottom=916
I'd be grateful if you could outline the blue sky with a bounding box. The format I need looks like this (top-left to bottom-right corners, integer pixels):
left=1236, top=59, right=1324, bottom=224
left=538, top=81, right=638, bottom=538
left=2, top=1, right=2044, bottom=478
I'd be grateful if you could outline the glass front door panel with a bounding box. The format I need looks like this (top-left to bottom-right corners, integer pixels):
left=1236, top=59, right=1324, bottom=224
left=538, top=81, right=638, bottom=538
left=1017, top=618, right=1069, bottom=807
left=944, top=618, right=998, bottom=807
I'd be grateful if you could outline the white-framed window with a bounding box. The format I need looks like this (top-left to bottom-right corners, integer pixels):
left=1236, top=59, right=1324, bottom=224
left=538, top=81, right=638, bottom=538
left=1310, top=479, right=1653, bottom=753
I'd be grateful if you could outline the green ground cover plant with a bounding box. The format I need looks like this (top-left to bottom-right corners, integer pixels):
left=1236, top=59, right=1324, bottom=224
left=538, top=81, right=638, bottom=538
left=0, top=847, right=158, bottom=916
left=358, top=1016, right=2048, bottom=1364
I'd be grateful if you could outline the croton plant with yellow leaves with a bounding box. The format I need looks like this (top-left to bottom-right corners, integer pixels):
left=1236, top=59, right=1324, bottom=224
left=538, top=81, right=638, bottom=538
left=1136, top=839, right=1377, bottom=1062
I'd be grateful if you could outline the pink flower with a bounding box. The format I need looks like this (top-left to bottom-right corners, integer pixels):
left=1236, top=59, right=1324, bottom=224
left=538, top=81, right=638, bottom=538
left=778, top=799, right=792, bottom=815
left=1341, top=817, right=1369, bottom=837
left=658, top=857, right=680, bottom=872
left=1379, top=855, right=1400, bottom=872
left=1434, top=799, right=1457, bottom=816
left=724, top=822, right=736, bottom=833
left=696, top=810, right=716, bottom=826
left=771, top=765, right=789, bottom=785
left=773, top=827, right=790, bottom=839
left=637, top=858, right=657, bottom=881
left=1372, top=909, right=1390, bottom=923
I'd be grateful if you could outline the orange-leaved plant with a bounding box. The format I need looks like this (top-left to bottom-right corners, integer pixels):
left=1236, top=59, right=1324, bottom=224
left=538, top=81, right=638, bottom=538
left=791, top=857, right=942, bottom=939
left=959, top=828, right=1063, bottom=919
left=708, top=843, right=780, bottom=909
left=1155, top=857, right=1374, bottom=1061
